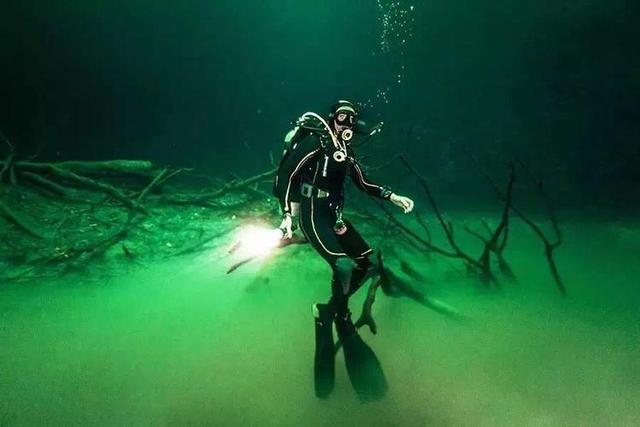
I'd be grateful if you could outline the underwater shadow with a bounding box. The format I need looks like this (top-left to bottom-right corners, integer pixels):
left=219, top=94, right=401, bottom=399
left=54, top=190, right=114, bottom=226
left=336, top=314, right=388, bottom=402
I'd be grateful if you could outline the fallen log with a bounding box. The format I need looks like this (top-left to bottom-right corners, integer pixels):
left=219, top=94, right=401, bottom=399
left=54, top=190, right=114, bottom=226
left=19, top=171, right=71, bottom=197
left=0, top=200, right=46, bottom=240
left=16, top=159, right=155, bottom=175
left=20, top=163, right=149, bottom=215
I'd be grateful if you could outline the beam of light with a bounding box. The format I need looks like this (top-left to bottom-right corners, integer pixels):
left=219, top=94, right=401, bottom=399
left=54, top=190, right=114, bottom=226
left=232, top=225, right=283, bottom=259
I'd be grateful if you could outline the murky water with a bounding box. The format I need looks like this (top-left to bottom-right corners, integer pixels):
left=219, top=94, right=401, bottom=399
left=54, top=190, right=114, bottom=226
left=1, top=213, right=639, bottom=426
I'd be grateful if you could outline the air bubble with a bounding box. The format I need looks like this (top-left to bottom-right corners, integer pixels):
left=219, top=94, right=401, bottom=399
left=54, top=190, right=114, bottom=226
left=368, top=0, right=416, bottom=109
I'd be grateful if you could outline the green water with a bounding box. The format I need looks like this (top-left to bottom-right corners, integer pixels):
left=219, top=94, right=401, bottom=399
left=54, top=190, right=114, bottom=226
left=1, top=212, right=638, bottom=426
left=2, top=0, right=638, bottom=424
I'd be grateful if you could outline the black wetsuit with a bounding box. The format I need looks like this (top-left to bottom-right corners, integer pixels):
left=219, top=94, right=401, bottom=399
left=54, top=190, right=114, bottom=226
left=273, top=123, right=391, bottom=313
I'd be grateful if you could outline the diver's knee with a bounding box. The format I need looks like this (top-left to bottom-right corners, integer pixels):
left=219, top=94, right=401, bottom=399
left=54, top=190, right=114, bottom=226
left=332, top=256, right=356, bottom=295
left=354, top=254, right=371, bottom=269
left=334, top=256, right=356, bottom=278
left=365, top=249, right=384, bottom=276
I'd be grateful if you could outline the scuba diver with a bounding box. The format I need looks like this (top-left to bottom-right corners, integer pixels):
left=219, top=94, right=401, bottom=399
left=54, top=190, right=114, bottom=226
left=273, top=100, right=415, bottom=400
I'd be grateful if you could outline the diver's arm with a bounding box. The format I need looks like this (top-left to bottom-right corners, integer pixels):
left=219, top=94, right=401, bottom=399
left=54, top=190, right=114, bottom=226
left=348, top=158, right=393, bottom=199
left=349, top=157, right=415, bottom=213
left=354, top=119, right=384, bottom=136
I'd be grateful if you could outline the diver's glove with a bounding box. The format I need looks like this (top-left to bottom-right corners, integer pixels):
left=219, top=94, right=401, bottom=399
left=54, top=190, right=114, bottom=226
left=390, top=193, right=415, bottom=214
left=368, top=121, right=384, bottom=136
left=279, top=213, right=294, bottom=239
left=355, top=120, right=384, bottom=136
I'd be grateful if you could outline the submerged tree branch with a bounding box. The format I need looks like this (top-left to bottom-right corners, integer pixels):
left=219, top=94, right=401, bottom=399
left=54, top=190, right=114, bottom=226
left=467, top=152, right=566, bottom=294
left=153, top=168, right=277, bottom=206
left=398, top=155, right=496, bottom=282
left=0, top=201, right=46, bottom=240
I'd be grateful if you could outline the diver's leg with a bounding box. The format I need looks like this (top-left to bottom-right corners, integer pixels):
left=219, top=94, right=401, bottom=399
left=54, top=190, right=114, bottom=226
left=335, top=220, right=384, bottom=298
left=300, top=199, right=389, bottom=399
left=324, top=256, right=356, bottom=317
left=299, top=198, right=355, bottom=315
left=327, top=221, right=388, bottom=400
left=347, top=251, right=385, bottom=298
left=334, top=297, right=388, bottom=401
left=299, top=198, right=343, bottom=398
left=312, top=300, right=336, bottom=399
left=327, top=255, right=388, bottom=401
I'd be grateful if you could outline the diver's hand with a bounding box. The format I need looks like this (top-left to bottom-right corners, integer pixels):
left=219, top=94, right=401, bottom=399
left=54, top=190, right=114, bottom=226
left=390, top=193, right=414, bottom=213
left=369, top=121, right=384, bottom=135
left=279, top=213, right=293, bottom=239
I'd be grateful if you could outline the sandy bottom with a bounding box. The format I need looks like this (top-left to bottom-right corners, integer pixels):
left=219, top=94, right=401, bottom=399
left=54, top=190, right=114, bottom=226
left=1, top=215, right=639, bottom=426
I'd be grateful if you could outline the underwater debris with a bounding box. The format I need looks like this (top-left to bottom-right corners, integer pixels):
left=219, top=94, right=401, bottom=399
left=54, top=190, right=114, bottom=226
left=467, top=153, right=566, bottom=295
left=374, top=154, right=565, bottom=294
left=0, top=133, right=280, bottom=282
left=0, top=130, right=567, bottom=337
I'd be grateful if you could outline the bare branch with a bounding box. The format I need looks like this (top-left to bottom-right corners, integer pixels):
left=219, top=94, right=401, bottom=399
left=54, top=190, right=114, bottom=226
left=0, top=201, right=46, bottom=240
left=414, top=209, right=432, bottom=243
left=153, top=168, right=277, bottom=206
left=467, top=152, right=565, bottom=294
left=398, top=155, right=494, bottom=281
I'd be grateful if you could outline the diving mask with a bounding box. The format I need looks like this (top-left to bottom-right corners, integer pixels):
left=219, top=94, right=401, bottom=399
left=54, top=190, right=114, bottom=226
left=334, top=110, right=357, bottom=141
